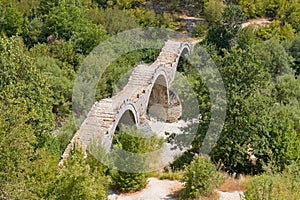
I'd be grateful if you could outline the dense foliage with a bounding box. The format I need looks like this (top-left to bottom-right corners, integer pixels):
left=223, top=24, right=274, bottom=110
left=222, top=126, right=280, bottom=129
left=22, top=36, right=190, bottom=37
left=0, top=0, right=299, bottom=198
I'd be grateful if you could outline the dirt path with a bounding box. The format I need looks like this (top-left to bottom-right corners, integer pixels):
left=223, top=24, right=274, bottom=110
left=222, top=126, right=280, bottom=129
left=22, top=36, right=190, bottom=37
left=108, top=178, right=184, bottom=200
left=242, top=18, right=271, bottom=28
left=108, top=177, right=245, bottom=200
left=218, top=191, right=244, bottom=200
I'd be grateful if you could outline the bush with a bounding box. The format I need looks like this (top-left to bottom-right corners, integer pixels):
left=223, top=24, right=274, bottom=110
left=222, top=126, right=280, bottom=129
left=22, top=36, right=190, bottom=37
left=244, top=162, right=300, bottom=200
left=180, top=155, right=224, bottom=199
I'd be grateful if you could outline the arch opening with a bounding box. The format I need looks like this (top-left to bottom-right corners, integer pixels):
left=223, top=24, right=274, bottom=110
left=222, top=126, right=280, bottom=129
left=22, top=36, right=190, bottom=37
left=177, top=47, right=190, bottom=73
left=147, top=74, right=169, bottom=121
left=116, top=109, right=137, bottom=132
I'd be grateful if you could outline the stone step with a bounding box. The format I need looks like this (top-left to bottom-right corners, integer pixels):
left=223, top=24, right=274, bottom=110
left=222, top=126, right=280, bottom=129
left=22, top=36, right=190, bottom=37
left=130, top=74, right=153, bottom=79
left=130, top=76, right=152, bottom=81
left=128, top=81, right=150, bottom=86
left=131, top=71, right=154, bottom=76
left=132, top=68, right=155, bottom=74
left=98, top=113, right=115, bottom=118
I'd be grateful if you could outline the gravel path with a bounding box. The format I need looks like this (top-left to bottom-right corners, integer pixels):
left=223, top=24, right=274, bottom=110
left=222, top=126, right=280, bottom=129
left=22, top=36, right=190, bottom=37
left=108, top=178, right=245, bottom=200
left=108, top=178, right=184, bottom=200
left=218, top=191, right=244, bottom=200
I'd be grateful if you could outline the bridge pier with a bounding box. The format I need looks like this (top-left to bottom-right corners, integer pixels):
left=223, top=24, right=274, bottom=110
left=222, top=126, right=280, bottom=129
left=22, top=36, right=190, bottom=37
left=167, top=90, right=182, bottom=122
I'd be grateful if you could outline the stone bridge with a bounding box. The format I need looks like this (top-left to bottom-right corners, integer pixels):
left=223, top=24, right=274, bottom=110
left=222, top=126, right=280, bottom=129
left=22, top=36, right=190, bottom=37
left=60, top=40, right=192, bottom=163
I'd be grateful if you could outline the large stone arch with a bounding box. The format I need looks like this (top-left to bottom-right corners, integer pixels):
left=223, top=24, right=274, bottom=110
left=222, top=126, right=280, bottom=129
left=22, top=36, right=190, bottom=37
left=146, top=71, right=169, bottom=121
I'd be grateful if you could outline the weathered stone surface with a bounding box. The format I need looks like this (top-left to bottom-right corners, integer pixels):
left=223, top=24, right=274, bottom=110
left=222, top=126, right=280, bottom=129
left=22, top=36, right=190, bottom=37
left=59, top=40, right=191, bottom=165
left=167, top=90, right=182, bottom=123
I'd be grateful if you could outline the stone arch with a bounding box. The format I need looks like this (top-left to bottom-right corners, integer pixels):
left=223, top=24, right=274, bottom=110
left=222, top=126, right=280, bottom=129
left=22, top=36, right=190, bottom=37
left=177, top=44, right=190, bottom=73
left=101, top=103, right=139, bottom=151
left=116, top=110, right=137, bottom=131
left=180, top=44, right=190, bottom=58
left=146, top=72, right=169, bottom=121
left=113, top=103, right=139, bottom=132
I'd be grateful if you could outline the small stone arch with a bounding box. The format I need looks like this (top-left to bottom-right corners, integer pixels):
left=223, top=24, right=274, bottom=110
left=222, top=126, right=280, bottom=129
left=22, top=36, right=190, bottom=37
left=101, top=103, right=139, bottom=151
left=177, top=44, right=190, bottom=73
left=180, top=44, right=190, bottom=58
left=113, top=103, right=139, bottom=132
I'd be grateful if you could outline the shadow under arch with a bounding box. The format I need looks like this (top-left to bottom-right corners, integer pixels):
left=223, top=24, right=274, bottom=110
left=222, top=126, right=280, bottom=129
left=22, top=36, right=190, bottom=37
left=146, top=73, right=169, bottom=121
left=177, top=45, right=190, bottom=73
left=100, top=103, right=139, bottom=151
left=115, top=109, right=137, bottom=132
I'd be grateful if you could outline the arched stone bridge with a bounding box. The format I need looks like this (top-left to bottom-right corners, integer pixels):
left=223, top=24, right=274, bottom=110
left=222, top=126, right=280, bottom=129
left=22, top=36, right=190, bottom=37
left=61, top=40, right=192, bottom=162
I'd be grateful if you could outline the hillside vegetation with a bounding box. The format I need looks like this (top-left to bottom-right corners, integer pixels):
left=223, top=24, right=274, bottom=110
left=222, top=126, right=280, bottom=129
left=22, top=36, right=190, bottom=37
left=0, top=0, right=299, bottom=199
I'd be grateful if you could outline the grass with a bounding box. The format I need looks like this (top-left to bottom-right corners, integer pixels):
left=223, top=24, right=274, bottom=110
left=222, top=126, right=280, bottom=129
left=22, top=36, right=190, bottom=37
left=147, top=170, right=184, bottom=181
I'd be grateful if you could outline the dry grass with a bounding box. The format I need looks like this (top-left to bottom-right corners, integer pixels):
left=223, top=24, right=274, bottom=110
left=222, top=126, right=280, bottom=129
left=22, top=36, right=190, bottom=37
left=200, top=191, right=220, bottom=200
left=170, top=190, right=220, bottom=200
left=168, top=183, right=185, bottom=199
left=218, top=175, right=250, bottom=192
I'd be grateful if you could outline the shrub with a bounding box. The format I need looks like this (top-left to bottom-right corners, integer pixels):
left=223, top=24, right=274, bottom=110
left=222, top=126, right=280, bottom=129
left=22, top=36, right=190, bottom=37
left=180, top=155, right=224, bottom=199
left=244, top=162, right=300, bottom=200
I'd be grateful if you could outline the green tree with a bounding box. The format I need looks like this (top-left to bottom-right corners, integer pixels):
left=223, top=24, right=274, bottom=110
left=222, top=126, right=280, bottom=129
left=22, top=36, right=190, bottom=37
left=44, top=3, right=108, bottom=54
left=256, top=20, right=295, bottom=41
left=206, top=5, right=245, bottom=51
left=0, top=104, right=37, bottom=199
left=0, top=36, right=55, bottom=147
left=273, top=75, right=300, bottom=105
left=209, top=46, right=272, bottom=174
left=210, top=45, right=299, bottom=174
left=38, top=0, right=61, bottom=16
left=289, top=33, right=300, bottom=74
left=203, top=0, right=225, bottom=25
left=0, top=101, right=62, bottom=199
left=71, top=23, right=108, bottom=55
left=236, top=0, right=265, bottom=18
left=253, top=38, right=294, bottom=82
left=87, top=7, right=139, bottom=35
left=45, top=4, right=87, bottom=39
left=35, top=57, right=74, bottom=119
left=22, top=17, right=46, bottom=47
left=275, top=0, right=300, bottom=31
left=49, top=144, right=108, bottom=199
left=0, top=3, right=24, bottom=36
left=237, top=26, right=259, bottom=49
left=272, top=75, right=300, bottom=136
